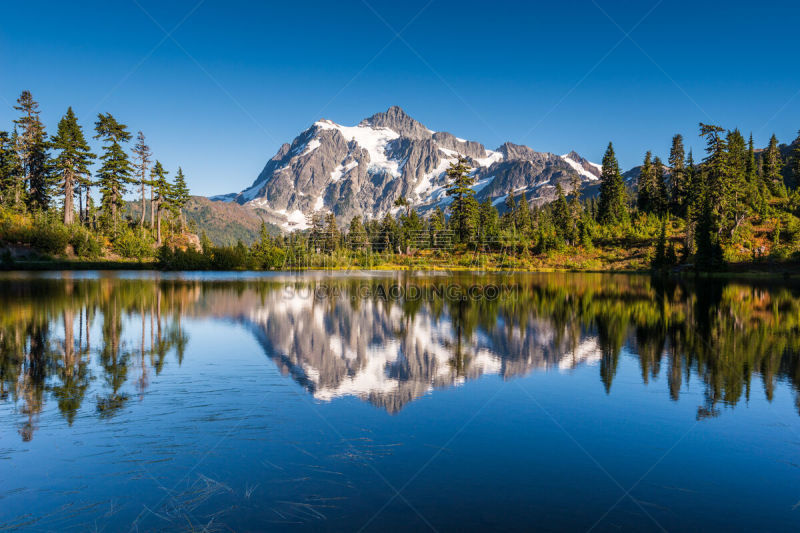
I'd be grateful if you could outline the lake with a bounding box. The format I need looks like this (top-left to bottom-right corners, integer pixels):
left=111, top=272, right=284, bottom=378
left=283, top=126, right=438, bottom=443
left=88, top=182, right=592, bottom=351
left=1, top=271, right=799, bottom=532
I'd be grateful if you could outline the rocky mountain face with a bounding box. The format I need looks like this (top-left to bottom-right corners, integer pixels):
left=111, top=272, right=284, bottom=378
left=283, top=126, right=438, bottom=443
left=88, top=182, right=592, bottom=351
left=212, top=106, right=603, bottom=230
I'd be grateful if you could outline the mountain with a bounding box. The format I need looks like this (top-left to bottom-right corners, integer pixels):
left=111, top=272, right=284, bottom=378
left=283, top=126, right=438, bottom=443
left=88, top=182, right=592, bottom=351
left=212, top=106, right=602, bottom=230
left=126, top=196, right=280, bottom=246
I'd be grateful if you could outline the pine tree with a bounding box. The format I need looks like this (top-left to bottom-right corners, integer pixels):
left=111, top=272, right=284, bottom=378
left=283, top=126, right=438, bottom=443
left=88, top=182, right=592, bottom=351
left=652, top=156, right=668, bottom=215
left=668, top=134, right=687, bottom=216
left=50, top=108, right=95, bottom=225
left=428, top=207, right=446, bottom=248
left=0, top=132, right=21, bottom=208
left=476, top=199, right=499, bottom=247
left=94, top=113, right=133, bottom=231
left=552, top=183, right=572, bottom=244
left=683, top=150, right=700, bottom=255
left=597, top=142, right=627, bottom=224
left=170, top=167, right=190, bottom=231
left=698, top=123, right=730, bottom=229
left=637, top=151, right=653, bottom=213
left=695, top=123, right=729, bottom=270
left=14, top=91, right=52, bottom=212
left=131, top=132, right=152, bottom=227
left=725, top=129, right=748, bottom=236
left=763, top=134, right=784, bottom=197
left=445, top=157, right=478, bottom=242
left=792, top=130, right=800, bottom=189
left=323, top=212, right=339, bottom=252
left=348, top=216, right=368, bottom=251
left=150, top=160, right=170, bottom=245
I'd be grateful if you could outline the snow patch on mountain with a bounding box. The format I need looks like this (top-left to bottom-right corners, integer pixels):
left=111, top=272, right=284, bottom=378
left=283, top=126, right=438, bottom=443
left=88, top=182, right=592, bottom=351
left=560, top=154, right=599, bottom=180
left=315, top=119, right=402, bottom=177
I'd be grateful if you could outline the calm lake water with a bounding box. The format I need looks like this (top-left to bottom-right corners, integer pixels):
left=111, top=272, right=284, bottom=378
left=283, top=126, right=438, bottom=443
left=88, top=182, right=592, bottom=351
left=1, top=271, right=799, bottom=532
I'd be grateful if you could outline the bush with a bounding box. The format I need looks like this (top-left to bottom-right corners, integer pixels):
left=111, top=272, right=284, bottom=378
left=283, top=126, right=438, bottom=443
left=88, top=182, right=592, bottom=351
left=113, top=226, right=154, bottom=260
left=70, top=226, right=103, bottom=259
left=158, top=245, right=211, bottom=270
left=31, top=217, right=70, bottom=255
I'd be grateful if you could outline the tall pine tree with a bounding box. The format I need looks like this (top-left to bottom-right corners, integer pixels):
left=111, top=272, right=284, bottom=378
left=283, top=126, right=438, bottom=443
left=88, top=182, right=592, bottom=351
left=131, top=131, right=152, bottom=227
left=445, top=157, right=477, bottom=242
left=637, top=151, right=653, bottom=213
left=150, top=160, right=170, bottom=245
left=170, top=167, right=190, bottom=231
left=94, top=113, right=133, bottom=231
left=762, top=134, right=784, bottom=197
left=0, top=132, right=21, bottom=208
left=652, top=156, right=668, bottom=215
left=597, top=142, right=627, bottom=224
left=668, top=134, right=686, bottom=216
left=50, top=108, right=94, bottom=225
left=13, top=91, right=52, bottom=212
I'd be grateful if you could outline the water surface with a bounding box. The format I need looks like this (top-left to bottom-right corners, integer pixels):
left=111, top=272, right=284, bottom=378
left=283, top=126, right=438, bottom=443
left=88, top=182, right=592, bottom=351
left=1, top=271, right=799, bottom=531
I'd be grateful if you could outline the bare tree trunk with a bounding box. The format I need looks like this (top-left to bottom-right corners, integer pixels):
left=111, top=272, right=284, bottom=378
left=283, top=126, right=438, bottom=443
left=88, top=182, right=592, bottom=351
left=140, top=178, right=147, bottom=227
left=63, top=172, right=74, bottom=225
left=156, top=203, right=162, bottom=245
left=78, top=186, right=84, bottom=226
left=149, top=187, right=155, bottom=229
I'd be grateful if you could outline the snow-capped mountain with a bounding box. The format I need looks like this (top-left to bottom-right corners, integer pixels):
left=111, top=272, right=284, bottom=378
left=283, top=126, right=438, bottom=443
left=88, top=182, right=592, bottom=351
left=212, top=106, right=602, bottom=230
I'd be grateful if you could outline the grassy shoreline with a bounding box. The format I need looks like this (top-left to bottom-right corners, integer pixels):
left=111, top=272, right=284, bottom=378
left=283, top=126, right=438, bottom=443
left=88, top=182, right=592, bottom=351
left=2, top=257, right=797, bottom=279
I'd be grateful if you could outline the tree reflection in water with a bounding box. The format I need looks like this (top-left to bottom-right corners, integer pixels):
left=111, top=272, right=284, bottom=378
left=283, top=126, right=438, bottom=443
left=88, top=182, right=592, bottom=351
left=1, top=272, right=799, bottom=440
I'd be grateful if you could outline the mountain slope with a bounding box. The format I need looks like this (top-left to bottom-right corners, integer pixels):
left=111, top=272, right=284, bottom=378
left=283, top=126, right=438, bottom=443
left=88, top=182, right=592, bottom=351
left=212, top=106, right=602, bottom=229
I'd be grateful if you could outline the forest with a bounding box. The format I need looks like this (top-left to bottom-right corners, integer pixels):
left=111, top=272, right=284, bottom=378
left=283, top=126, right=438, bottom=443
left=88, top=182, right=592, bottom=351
left=2, top=90, right=800, bottom=272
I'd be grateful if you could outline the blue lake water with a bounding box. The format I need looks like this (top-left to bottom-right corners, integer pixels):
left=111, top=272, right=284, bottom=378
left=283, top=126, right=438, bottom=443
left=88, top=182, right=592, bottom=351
left=0, top=271, right=799, bottom=531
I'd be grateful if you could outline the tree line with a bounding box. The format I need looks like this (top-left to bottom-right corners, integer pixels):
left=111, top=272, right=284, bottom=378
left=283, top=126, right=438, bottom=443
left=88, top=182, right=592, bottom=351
left=0, top=90, right=191, bottom=258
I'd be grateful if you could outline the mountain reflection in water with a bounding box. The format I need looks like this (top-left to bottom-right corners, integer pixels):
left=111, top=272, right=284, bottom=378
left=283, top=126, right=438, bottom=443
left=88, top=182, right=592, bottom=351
left=2, top=271, right=799, bottom=441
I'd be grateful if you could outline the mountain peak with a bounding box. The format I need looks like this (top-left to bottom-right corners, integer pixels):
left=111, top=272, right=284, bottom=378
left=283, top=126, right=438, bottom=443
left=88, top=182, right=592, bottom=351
left=359, top=106, right=431, bottom=139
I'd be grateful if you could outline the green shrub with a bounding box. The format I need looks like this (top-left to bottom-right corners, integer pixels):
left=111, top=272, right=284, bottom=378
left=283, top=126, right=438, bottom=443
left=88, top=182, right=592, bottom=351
left=113, top=226, right=154, bottom=260
left=69, top=226, right=103, bottom=259
left=31, top=217, right=70, bottom=255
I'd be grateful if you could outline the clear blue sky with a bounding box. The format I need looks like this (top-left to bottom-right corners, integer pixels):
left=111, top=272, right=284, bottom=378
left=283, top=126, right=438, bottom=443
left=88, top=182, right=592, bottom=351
left=1, top=0, right=799, bottom=197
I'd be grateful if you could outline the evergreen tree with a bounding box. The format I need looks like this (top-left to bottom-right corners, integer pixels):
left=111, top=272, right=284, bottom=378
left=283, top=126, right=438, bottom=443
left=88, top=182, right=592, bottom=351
left=725, top=129, right=748, bottom=236
left=131, top=132, right=152, bottom=227
left=684, top=150, right=699, bottom=255
left=347, top=216, right=368, bottom=251
left=652, top=156, right=668, bottom=215
left=668, top=134, right=687, bottom=216
left=428, top=207, right=446, bottom=248
left=13, top=91, right=52, bottom=212
left=93, top=113, right=133, bottom=231
left=150, top=161, right=170, bottom=245
left=50, top=108, right=94, bottom=225
left=637, top=151, right=653, bottom=213
left=170, top=167, right=190, bottom=231
left=696, top=123, right=729, bottom=269
left=790, top=130, right=800, bottom=189
left=763, top=134, right=784, bottom=197
left=597, top=142, right=627, bottom=224
left=552, top=183, right=572, bottom=243
left=323, top=213, right=339, bottom=252
left=475, top=199, right=499, bottom=247
left=445, top=157, right=477, bottom=243
left=0, top=131, right=21, bottom=208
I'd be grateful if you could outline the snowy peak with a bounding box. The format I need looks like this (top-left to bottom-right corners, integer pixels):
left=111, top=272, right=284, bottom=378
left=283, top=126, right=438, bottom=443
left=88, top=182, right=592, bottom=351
left=215, top=107, right=602, bottom=231
left=358, top=105, right=431, bottom=139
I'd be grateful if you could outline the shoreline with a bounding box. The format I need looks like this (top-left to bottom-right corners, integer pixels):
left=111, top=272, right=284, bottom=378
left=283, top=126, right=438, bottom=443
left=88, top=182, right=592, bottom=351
left=1, top=259, right=797, bottom=279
